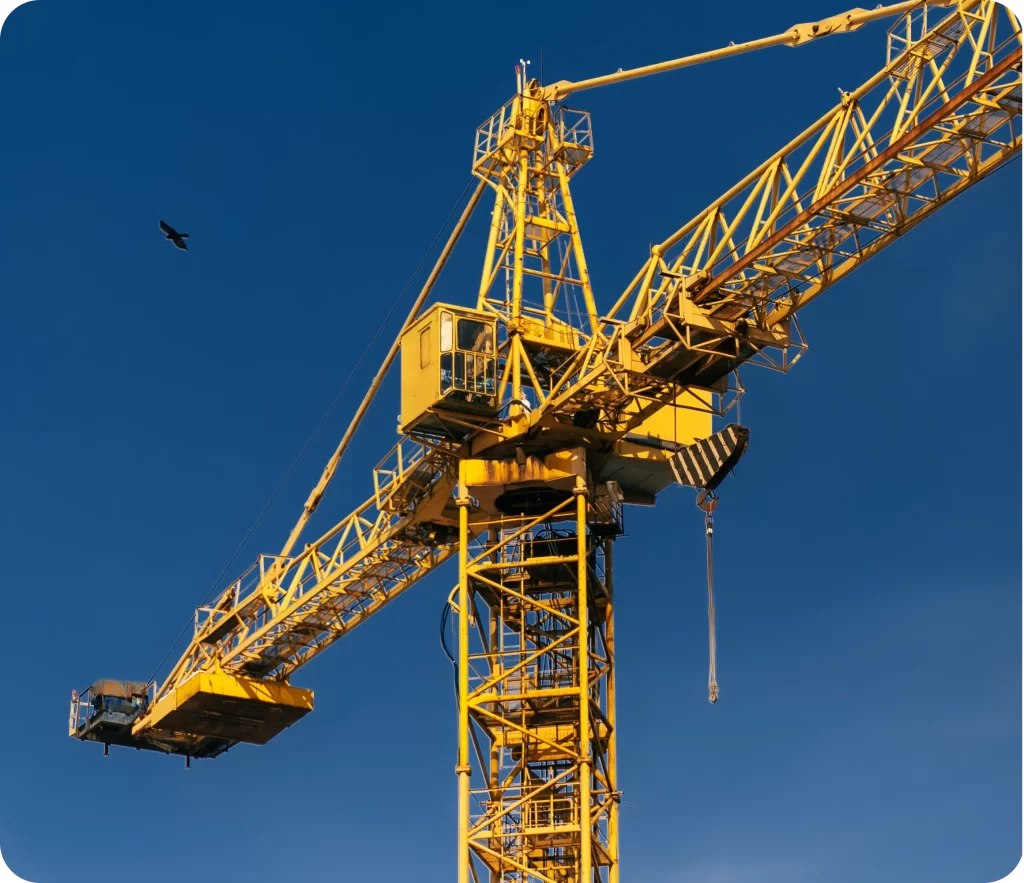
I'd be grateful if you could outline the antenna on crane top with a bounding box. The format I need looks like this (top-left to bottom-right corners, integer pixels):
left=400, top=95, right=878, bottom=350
left=517, top=58, right=531, bottom=93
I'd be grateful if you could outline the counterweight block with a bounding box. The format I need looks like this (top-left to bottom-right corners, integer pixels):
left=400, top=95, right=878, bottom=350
left=144, top=672, right=314, bottom=745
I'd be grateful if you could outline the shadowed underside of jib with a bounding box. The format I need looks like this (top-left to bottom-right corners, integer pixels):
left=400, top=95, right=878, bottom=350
left=69, top=673, right=313, bottom=758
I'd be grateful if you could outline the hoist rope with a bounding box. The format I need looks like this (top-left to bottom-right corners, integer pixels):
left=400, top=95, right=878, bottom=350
left=705, top=507, right=718, bottom=704
left=146, top=179, right=478, bottom=689
left=698, top=489, right=719, bottom=704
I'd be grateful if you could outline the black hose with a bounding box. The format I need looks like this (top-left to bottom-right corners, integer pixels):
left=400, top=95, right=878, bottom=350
left=440, top=598, right=458, bottom=702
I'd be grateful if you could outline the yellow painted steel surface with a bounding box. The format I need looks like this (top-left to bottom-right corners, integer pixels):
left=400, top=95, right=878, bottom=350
left=629, top=389, right=714, bottom=446
left=143, top=673, right=313, bottom=746
left=463, top=448, right=584, bottom=487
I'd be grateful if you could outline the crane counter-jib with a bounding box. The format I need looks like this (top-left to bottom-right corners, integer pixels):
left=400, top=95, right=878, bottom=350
left=68, top=436, right=459, bottom=758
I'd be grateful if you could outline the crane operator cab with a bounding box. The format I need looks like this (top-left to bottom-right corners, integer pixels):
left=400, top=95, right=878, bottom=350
left=400, top=304, right=498, bottom=438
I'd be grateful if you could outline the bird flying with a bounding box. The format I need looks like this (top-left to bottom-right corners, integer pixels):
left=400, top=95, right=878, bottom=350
left=159, top=220, right=189, bottom=251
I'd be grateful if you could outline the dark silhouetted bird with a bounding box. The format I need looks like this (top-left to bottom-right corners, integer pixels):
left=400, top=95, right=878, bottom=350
left=159, top=220, right=189, bottom=251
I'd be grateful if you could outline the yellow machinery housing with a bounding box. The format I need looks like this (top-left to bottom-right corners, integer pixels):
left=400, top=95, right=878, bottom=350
left=400, top=303, right=498, bottom=438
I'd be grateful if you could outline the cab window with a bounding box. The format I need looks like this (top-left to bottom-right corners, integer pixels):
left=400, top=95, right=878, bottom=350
left=457, top=319, right=492, bottom=353
left=440, top=312, right=453, bottom=352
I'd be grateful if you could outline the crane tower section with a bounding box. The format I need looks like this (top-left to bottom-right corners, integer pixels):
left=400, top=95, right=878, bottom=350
left=454, top=457, right=619, bottom=883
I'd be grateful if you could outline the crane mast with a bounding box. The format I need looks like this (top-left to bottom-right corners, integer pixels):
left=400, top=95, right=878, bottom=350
left=69, top=2, right=1020, bottom=881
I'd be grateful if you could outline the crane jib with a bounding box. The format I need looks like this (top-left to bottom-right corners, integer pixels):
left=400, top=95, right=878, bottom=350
left=693, top=46, right=1023, bottom=313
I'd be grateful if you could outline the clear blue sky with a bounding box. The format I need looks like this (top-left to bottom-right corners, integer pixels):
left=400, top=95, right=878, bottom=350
left=0, top=1, right=1019, bottom=881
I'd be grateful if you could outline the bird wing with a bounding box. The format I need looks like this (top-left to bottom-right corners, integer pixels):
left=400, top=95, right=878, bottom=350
left=174, top=238, right=188, bottom=251
left=159, top=220, right=176, bottom=236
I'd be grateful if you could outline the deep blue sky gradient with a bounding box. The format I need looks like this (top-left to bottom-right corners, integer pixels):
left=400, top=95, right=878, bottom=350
left=0, top=1, right=1020, bottom=881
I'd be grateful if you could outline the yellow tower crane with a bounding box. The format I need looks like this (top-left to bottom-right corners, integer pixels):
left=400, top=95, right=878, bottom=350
left=69, top=2, right=1020, bottom=881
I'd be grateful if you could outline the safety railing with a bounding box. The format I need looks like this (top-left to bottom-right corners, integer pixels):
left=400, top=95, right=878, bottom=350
left=552, top=106, right=593, bottom=174
left=373, top=436, right=457, bottom=513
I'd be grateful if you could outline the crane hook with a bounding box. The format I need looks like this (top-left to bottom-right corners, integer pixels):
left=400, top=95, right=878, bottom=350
left=696, top=488, right=718, bottom=513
